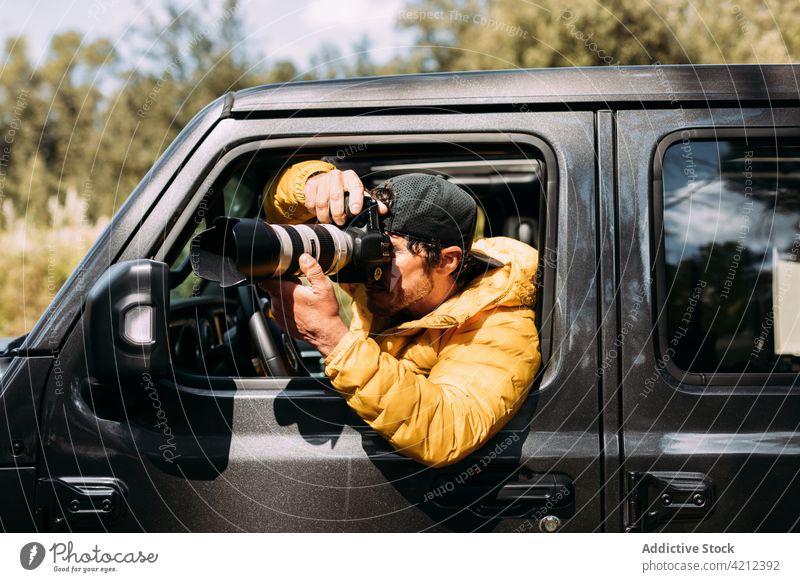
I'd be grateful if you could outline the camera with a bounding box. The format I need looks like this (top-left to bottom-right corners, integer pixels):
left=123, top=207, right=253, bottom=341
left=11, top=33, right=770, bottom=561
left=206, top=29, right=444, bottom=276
left=190, top=197, right=392, bottom=287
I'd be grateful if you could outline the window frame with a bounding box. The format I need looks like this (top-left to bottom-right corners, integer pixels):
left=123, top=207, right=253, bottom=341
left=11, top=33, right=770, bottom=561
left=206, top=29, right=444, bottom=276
left=156, top=131, right=559, bottom=382
left=652, top=126, right=800, bottom=388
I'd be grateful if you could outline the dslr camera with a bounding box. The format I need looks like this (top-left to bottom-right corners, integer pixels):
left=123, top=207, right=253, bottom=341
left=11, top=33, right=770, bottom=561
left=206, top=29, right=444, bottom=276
left=190, top=197, right=392, bottom=287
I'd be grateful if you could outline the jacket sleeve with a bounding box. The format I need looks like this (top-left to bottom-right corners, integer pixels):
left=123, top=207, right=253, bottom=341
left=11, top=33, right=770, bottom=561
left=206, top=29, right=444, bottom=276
left=263, top=160, right=336, bottom=224
left=323, top=306, right=541, bottom=466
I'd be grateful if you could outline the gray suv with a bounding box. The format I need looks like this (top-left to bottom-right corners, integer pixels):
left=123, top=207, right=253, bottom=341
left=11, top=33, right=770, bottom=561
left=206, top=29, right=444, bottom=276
left=1, top=64, right=799, bottom=532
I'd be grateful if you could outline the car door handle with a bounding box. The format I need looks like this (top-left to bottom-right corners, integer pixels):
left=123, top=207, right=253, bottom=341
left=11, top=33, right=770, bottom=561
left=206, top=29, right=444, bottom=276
left=428, top=471, right=574, bottom=519
left=495, top=480, right=561, bottom=503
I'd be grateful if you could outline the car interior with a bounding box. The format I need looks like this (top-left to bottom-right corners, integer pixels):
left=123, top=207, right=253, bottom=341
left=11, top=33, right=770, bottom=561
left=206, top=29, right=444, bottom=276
left=165, top=141, right=551, bottom=381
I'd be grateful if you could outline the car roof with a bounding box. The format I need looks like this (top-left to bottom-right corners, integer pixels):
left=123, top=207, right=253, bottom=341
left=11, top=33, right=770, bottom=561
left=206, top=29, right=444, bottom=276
left=231, top=64, right=800, bottom=114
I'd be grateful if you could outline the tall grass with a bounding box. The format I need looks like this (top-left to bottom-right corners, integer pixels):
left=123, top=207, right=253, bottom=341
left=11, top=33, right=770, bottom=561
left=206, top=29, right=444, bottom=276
left=0, top=189, right=108, bottom=337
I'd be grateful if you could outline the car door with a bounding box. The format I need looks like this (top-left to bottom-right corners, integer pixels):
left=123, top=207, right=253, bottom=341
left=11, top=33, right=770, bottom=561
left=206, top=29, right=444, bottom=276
left=36, top=103, right=604, bottom=532
left=615, top=104, right=800, bottom=532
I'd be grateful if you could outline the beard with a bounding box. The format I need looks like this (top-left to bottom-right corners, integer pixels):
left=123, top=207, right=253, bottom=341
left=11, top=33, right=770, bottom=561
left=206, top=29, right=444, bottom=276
left=365, top=275, right=433, bottom=317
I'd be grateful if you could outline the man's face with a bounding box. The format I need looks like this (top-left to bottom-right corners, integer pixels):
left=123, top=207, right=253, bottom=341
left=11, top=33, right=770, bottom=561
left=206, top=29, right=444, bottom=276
left=365, top=234, right=433, bottom=317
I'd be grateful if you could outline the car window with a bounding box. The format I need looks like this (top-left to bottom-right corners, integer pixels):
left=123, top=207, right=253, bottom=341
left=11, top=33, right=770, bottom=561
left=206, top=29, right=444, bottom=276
left=660, top=135, right=800, bottom=376
left=169, top=219, right=207, bottom=301
left=165, top=140, right=553, bottom=379
left=169, top=165, right=263, bottom=301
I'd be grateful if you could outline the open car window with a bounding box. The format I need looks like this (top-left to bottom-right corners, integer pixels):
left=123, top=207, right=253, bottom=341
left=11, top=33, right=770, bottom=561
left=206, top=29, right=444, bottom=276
left=165, top=140, right=552, bottom=381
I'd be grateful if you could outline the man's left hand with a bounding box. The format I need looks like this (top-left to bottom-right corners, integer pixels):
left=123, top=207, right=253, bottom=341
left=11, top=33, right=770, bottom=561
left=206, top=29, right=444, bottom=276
left=258, top=254, right=348, bottom=358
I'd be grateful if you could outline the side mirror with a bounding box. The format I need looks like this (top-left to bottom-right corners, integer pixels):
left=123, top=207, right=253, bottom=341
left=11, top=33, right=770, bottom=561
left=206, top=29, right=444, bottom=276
left=84, top=260, right=170, bottom=383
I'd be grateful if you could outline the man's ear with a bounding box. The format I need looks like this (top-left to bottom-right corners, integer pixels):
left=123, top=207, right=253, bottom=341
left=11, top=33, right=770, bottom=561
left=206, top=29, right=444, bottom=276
left=438, top=246, right=463, bottom=277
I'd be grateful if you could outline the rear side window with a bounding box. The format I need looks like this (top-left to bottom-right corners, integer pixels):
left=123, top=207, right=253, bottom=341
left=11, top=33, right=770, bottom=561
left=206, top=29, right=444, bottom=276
left=659, top=134, right=800, bottom=378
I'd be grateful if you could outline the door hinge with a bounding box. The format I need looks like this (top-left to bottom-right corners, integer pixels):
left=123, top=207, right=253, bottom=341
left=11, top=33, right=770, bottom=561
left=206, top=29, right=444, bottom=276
left=625, top=471, right=713, bottom=532
left=36, top=477, right=127, bottom=531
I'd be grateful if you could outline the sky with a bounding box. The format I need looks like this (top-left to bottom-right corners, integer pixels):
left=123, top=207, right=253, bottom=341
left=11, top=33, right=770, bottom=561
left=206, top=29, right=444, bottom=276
left=0, top=0, right=411, bottom=73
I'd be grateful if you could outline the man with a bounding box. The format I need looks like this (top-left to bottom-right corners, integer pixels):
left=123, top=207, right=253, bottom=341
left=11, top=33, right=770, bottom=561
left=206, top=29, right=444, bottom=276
left=260, top=160, right=541, bottom=467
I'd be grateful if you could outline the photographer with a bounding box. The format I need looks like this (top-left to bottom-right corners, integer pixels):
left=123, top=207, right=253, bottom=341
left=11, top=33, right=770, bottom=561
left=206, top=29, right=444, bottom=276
left=260, top=160, right=541, bottom=467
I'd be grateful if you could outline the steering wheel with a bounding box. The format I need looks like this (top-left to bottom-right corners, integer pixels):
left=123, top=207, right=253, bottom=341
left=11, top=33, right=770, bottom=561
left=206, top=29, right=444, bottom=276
left=236, top=284, right=305, bottom=377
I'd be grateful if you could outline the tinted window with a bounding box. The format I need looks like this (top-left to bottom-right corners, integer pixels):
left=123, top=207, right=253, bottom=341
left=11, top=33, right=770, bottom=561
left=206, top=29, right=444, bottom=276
left=661, top=136, right=800, bottom=375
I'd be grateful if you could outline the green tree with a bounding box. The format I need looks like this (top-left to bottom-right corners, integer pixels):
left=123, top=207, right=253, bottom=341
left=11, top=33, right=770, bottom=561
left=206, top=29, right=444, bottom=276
left=308, top=35, right=379, bottom=79
left=94, top=0, right=273, bottom=216
left=0, top=33, right=116, bottom=222
left=397, top=0, right=800, bottom=71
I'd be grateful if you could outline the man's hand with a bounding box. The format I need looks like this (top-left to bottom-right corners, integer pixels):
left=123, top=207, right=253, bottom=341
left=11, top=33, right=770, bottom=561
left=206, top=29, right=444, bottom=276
left=258, top=253, right=348, bottom=358
left=305, top=168, right=388, bottom=225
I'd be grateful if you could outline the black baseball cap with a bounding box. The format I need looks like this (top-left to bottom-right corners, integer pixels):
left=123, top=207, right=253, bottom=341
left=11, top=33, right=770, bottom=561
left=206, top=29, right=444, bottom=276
left=378, top=173, right=504, bottom=270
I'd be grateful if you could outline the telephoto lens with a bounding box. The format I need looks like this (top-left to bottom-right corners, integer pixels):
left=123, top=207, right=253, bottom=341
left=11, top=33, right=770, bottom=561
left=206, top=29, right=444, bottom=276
left=190, top=219, right=353, bottom=287
left=190, top=197, right=391, bottom=287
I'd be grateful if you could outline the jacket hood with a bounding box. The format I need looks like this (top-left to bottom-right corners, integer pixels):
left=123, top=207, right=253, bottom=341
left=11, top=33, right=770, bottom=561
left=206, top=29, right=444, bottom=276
left=348, top=237, right=539, bottom=334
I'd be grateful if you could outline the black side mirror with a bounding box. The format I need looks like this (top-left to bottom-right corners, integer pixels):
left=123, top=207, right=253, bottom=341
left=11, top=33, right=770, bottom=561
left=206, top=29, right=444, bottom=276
left=84, top=260, right=170, bottom=383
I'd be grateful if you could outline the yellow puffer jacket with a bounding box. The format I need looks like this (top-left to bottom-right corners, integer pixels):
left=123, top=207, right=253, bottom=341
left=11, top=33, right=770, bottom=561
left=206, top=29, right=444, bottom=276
left=264, top=161, right=542, bottom=466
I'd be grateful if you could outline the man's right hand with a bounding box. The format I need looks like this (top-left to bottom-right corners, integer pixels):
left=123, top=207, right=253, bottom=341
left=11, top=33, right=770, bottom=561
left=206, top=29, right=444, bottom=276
left=304, top=169, right=388, bottom=225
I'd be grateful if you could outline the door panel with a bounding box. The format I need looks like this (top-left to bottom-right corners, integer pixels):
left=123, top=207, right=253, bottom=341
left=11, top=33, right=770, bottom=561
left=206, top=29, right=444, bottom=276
left=38, top=110, right=602, bottom=531
left=616, top=107, right=800, bottom=532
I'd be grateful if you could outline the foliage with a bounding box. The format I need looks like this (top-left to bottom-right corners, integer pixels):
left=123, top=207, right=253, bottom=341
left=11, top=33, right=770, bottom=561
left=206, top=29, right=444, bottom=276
left=0, top=0, right=796, bottom=336
left=0, top=190, right=107, bottom=336
left=397, top=0, right=800, bottom=71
